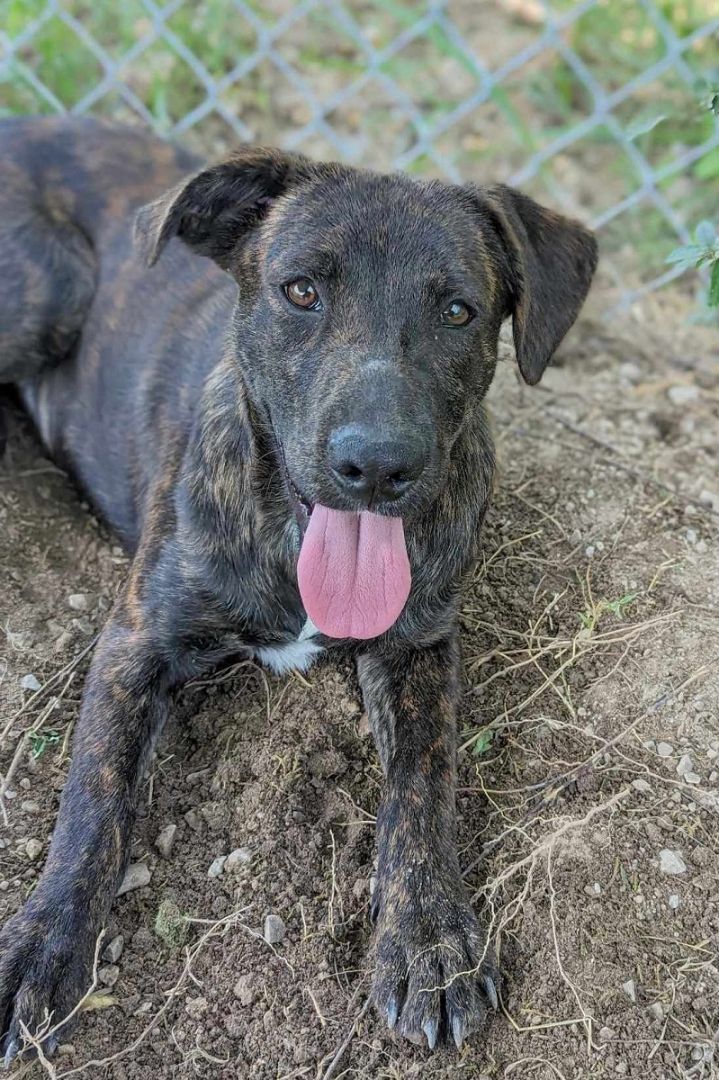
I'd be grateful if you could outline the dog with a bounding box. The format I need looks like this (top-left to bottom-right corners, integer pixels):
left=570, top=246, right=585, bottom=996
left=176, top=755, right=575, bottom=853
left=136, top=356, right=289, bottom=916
left=0, top=116, right=597, bottom=1060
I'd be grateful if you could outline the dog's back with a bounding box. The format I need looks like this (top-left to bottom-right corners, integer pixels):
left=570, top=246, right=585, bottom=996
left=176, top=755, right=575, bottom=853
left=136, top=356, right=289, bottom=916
left=0, top=118, right=234, bottom=546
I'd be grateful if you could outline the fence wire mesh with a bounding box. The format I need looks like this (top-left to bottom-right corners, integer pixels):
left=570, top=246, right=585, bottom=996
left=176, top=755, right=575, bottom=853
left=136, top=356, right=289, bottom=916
left=1, top=0, right=718, bottom=309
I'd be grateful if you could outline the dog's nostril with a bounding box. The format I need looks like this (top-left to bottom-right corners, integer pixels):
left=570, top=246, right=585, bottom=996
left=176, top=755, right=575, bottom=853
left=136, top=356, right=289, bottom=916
left=339, top=462, right=364, bottom=480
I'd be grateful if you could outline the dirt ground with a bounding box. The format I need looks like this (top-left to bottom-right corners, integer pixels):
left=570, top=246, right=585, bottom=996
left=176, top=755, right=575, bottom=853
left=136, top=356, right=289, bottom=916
left=1, top=291, right=718, bottom=1080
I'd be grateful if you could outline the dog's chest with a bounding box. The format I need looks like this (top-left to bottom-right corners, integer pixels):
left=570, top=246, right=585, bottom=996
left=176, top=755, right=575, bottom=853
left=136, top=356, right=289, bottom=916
left=253, top=618, right=325, bottom=675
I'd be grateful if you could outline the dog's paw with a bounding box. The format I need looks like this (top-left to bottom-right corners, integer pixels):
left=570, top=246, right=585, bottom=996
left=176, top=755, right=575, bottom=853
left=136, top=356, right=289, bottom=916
left=372, top=882, right=499, bottom=1050
left=0, top=900, right=96, bottom=1066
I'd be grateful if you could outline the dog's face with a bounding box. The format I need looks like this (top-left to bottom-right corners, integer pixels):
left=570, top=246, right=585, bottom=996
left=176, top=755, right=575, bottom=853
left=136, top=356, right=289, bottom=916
left=136, top=150, right=597, bottom=528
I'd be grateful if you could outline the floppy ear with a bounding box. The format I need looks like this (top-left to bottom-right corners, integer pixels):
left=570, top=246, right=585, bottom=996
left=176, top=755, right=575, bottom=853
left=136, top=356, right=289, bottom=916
left=134, top=147, right=313, bottom=269
left=481, top=185, right=598, bottom=385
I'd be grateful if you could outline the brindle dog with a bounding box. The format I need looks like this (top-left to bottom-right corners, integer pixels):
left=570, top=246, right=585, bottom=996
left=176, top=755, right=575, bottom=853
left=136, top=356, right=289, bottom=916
left=0, top=116, right=597, bottom=1060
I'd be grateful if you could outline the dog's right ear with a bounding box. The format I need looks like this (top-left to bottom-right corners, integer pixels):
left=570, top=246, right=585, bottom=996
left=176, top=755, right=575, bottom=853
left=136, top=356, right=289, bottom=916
left=134, top=147, right=313, bottom=269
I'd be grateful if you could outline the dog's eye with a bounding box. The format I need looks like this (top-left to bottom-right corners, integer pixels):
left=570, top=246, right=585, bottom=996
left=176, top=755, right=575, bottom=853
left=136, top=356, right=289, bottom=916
left=285, top=278, right=321, bottom=310
left=441, top=300, right=473, bottom=327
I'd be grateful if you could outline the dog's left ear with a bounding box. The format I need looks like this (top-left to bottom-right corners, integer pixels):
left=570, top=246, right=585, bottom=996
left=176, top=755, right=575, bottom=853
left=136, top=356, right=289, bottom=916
left=477, top=185, right=598, bottom=385
left=134, top=147, right=313, bottom=269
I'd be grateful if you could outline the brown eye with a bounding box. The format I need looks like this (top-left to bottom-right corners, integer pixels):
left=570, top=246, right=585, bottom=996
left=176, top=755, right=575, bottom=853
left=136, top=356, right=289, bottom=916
left=441, top=300, right=473, bottom=327
left=285, top=278, right=321, bottom=310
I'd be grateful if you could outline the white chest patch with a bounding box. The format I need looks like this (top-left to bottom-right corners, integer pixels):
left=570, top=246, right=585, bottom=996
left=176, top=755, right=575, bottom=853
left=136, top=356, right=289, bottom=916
left=254, top=618, right=325, bottom=676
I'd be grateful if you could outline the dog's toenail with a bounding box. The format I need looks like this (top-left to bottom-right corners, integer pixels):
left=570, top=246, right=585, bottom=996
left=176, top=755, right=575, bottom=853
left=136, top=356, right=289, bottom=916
left=451, top=1013, right=465, bottom=1049
left=423, top=1018, right=438, bottom=1049
left=483, top=974, right=498, bottom=1010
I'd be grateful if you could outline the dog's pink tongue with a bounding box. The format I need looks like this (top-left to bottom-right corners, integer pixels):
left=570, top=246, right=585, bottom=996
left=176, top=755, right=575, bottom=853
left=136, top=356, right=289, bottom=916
left=297, top=505, right=411, bottom=640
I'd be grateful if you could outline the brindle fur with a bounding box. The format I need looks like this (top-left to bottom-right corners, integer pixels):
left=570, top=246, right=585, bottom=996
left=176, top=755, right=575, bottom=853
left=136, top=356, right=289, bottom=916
left=0, top=116, right=597, bottom=1059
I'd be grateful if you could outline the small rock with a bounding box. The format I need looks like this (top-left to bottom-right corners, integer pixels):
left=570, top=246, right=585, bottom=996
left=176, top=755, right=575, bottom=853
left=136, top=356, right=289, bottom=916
left=155, top=823, right=177, bottom=859
left=98, top=964, right=119, bottom=988
left=598, top=1026, right=615, bottom=1043
left=622, top=979, right=637, bottom=1003
left=225, top=848, right=251, bottom=871
left=659, top=849, right=687, bottom=875
left=699, top=489, right=719, bottom=512
left=615, top=1063, right=628, bottom=1076
left=21, top=800, right=39, bottom=813
left=684, top=772, right=701, bottom=785
left=677, top=754, right=694, bottom=777
left=263, top=913, right=286, bottom=945
left=657, top=742, right=674, bottom=758
left=103, top=934, right=124, bottom=963
left=67, top=592, right=92, bottom=611
left=584, top=882, right=602, bottom=897
left=233, top=973, right=259, bottom=1006
left=667, top=384, right=698, bottom=405
left=648, top=1002, right=664, bottom=1022
left=208, top=855, right=227, bottom=879
left=25, top=838, right=43, bottom=860
left=117, top=862, right=151, bottom=896
left=20, top=674, right=41, bottom=693
left=183, top=809, right=202, bottom=832
left=668, top=893, right=681, bottom=910
left=632, top=778, right=652, bottom=793
left=19, top=778, right=30, bottom=790
left=185, top=996, right=208, bottom=1019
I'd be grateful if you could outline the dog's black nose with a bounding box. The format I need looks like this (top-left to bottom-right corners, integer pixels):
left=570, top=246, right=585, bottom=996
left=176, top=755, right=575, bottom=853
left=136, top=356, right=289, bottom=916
left=327, top=425, right=426, bottom=504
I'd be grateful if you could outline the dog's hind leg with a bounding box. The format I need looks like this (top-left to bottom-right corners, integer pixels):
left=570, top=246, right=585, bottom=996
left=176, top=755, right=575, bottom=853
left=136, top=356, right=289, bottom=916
left=0, top=189, right=96, bottom=386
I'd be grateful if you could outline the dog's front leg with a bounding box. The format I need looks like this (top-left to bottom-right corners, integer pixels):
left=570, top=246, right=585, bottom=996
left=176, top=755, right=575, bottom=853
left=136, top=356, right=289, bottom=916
left=358, top=636, right=498, bottom=1049
left=0, top=587, right=184, bottom=1062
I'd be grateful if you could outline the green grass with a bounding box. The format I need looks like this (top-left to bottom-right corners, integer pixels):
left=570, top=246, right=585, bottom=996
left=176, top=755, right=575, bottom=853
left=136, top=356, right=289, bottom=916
left=1, top=0, right=716, bottom=286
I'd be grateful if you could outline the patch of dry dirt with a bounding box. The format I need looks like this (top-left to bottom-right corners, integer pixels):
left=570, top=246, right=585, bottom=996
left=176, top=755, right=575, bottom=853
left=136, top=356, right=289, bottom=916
left=1, top=293, right=718, bottom=1080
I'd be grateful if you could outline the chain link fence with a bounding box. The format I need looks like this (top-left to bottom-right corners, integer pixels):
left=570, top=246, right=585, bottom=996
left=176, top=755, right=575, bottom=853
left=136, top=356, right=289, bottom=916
left=1, top=0, right=718, bottom=310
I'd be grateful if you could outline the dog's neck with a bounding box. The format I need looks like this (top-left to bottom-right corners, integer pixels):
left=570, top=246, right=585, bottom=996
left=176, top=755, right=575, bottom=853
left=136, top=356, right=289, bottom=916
left=179, top=351, right=298, bottom=573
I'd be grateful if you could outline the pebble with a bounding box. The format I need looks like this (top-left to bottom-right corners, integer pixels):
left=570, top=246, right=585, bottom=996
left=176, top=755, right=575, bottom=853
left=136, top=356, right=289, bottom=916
left=659, top=849, right=687, bottom=875
left=699, top=490, right=719, bottom=513
left=584, top=882, right=602, bottom=897
left=657, top=742, right=674, bottom=758
left=208, top=855, right=227, bottom=879
left=20, top=674, right=41, bottom=692
left=21, top=800, right=39, bottom=813
left=67, top=592, right=92, bottom=611
left=668, top=893, right=681, bottom=910
left=648, top=1002, right=664, bottom=1021
left=667, top=384, right=698, bottom=405
left=622, top=979, right=637, bottom=1003
left=103, top=934, right=124, bottom=963
left=677, top=754, right=694, bottom=777
left=632, top=778, right=652, bottom=793
left=684, top=772, right=701, bottom=785
left=116, top=862, right=151, bottom=896
left=599, top=1026, right=615, bottom=1043
left=233, top=973, right=259, bottom=1006
left=155, top=823, right=177, bottom=859
left=25, top=838, right=43, bottom=860
left=183, top=809, right=202, bottom=832
left=225, top=847, right=252, bottom=871
left=98, top=964, right=119, bottom=988
left=263, top=913, right=286, bottom=945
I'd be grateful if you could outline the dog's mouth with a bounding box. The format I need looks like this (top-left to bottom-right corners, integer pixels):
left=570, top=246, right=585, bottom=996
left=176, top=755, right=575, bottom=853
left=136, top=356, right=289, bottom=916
left=279, top=452, right=411, bottom=641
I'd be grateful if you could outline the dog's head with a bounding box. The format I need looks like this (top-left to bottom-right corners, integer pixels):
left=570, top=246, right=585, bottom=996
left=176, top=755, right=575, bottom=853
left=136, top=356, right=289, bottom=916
left=136, top=148, right=597, bottom=638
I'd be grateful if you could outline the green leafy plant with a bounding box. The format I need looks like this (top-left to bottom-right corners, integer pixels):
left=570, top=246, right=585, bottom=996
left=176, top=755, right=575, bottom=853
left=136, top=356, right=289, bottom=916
left=578, top=592, right=638, bottom=633
left=28, top=728, right=62, bottom=760
left=666, top=220, right=719, bottom=308
left=471, top=728, right=494, bottom=757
